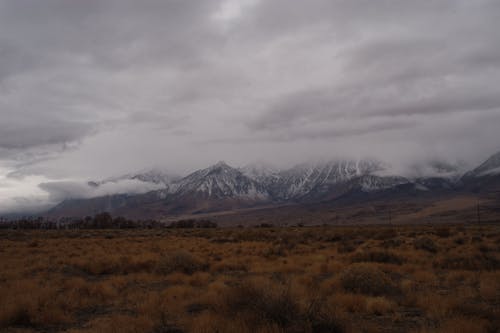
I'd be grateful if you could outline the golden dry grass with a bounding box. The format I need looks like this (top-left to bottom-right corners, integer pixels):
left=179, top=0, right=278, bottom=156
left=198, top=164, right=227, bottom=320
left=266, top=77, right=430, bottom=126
left=0, top=224, right=499, bottom=332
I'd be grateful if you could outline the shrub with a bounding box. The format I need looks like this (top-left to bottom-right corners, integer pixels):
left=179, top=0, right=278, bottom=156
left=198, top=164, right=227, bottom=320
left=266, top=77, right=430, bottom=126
left=326, top=234, right=343, bottom=243
left=304, top=297, right=346, bottom=333
left=156, top=250, right=207, bottom=275
left=435, top=227, right=450, bottom=238
left=479, top=273, right=500, bottom=301
left=334, top=293, right=366, bottom=313
left=219, top=278, right=345, bottom=332
left=338, top=241, right=359, bottom=253
left=351, top=250, right=404, bottom=265
left=0, top=301, right=33, bottom=327
left=478, top=244, right=493, bottom=253
left=434, top=253, right=500, bottom=271
left=365, top=296, right=396, bottom=315
left=415, top=293, right=461, bottom=321
left=381, top=238, right=403, bottom=248
left=211, top=261, right=248, bottom=273
left=0, top=287, right=72, bottom=329
left=221, top=279, right=300, bottom=328
left=432, top=317, right=490, bottom=333
left=471, top=236, right=482, bottom=243
left=340, top=264, right=398, bottom=296
left=28, top=240, right=39, bottom=247
left=263, top=244, right=287, bottom=258
left=374, top=228, right=398, bottom=240
left=414, top=237, right=437, bottom=253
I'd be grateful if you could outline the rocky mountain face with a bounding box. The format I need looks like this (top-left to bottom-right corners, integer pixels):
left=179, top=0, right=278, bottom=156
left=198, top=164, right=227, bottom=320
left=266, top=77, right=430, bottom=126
left=47, top=151, right=500, bottom=218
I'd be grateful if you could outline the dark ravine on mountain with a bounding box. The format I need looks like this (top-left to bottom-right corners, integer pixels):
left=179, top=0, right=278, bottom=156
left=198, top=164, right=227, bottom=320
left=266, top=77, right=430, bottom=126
left=46, top=151, right=500, bottom=219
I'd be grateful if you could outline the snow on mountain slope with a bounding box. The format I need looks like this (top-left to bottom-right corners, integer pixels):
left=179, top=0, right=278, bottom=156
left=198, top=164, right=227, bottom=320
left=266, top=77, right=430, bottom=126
left=240, top=162, right=280, bottom=182
left=270, top=159, right=387, bottom=199
left=357, top=175, right=410, bottom=192
left=169, top=161, right=269, bottom=199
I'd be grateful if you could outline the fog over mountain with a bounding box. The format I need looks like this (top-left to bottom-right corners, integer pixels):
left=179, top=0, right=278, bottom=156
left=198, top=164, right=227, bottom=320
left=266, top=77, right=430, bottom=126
left=1, top=0, right=500, bottom=213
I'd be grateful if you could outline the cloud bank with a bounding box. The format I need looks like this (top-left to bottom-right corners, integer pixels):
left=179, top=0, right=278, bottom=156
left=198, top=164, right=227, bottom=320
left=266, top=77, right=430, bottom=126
left=39, top=179, right=163, bottom=203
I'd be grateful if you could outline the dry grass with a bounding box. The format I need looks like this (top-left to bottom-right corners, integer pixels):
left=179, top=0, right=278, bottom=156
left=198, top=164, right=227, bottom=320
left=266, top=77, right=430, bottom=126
left=0, top=224, right=499, bottom=332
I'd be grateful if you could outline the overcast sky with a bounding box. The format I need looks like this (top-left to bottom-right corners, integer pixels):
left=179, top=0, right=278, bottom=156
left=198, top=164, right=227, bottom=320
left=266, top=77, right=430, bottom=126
left=1, top=0, right=500, bottom=213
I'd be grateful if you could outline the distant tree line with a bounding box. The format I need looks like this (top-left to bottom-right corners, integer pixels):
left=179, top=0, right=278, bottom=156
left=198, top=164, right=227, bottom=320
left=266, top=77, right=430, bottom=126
left=0, top=212, right=217, bottom=230
left=167, top=219, right=218, bottom=228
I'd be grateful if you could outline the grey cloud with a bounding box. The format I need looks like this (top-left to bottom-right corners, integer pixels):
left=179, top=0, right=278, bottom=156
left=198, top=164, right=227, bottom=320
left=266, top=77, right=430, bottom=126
left=0, top=40, right=48, bottom=82
left=250, top=84, right=500, bottom=139
left=245, top=0, right=500, bottom=134
left=0, top=1, right=224, bottom=166
left=289, top=120, right=417, bottom=141
left=0, top=0, right=500, bottom=212
left=248, top=89, right=337, bottom=130
left=0, top=196, right=52, bottom=215
left=0, top=0, right=222, bottom=71
left=230, top=117, right=416, bottom=144
left=0, top=118, right=94, bottom=150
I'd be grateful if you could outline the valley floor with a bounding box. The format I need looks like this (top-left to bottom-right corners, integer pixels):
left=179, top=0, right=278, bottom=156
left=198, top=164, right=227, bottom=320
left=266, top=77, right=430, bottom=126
left=178, top=194, right=500, bottom=227
left=0, top=224, right=499, bottom=332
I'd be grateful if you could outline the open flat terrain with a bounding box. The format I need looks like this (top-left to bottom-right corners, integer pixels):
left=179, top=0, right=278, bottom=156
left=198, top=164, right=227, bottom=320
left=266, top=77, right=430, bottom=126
left=176, top=195, right=500, bottom=227
left=0, top=224, right=499, bottom=333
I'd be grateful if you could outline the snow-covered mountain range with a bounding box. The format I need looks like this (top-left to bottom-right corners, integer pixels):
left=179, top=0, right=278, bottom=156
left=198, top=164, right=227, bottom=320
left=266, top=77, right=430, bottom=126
left=47, top=151, right=500, bottom=218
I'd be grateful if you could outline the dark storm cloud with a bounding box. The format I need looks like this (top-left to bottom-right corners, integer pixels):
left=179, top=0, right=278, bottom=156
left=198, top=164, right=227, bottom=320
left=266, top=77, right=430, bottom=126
left=0, top=0, right=499, bottom=212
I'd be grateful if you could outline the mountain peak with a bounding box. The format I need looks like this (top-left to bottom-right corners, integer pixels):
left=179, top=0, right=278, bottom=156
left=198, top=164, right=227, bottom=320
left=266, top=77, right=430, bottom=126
left=213, top=160, right=230, bottom=168
left=171, top=160, right=268, bottom=199
left=204, top=161, right=235, bottom=175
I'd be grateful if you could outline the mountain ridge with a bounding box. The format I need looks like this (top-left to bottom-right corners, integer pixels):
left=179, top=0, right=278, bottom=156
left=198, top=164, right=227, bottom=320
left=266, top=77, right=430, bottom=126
left=45, top=151, right=500, bottom=219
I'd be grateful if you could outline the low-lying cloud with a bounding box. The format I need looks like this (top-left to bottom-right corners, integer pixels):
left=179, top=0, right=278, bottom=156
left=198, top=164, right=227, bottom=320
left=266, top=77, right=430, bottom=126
left=39, top=179, right=164, bottom=204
